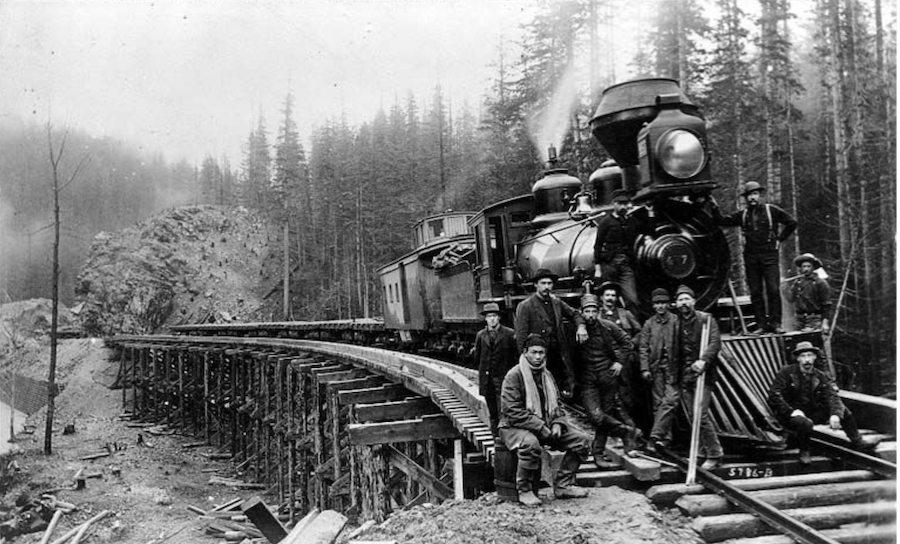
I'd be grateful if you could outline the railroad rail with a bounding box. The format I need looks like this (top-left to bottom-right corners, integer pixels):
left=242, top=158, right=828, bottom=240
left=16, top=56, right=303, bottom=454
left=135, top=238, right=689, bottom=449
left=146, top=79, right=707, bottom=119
left=108, top=333, right=896, bottom=541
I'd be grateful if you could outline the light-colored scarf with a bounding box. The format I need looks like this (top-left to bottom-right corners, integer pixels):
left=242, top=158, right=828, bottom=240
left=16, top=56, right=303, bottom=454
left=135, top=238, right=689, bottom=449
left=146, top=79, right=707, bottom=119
left=517, top=354, right=559, bottom=421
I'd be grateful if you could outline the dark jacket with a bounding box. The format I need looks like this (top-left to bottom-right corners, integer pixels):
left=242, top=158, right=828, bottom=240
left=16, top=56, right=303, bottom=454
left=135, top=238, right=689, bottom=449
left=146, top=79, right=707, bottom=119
left=593, top=208, right=651, bottom=264
left=575, top=318, right=632, bottom=373
left=600, top=306, right=641, bottom=338
left=475, top=324, right=517, bottom=394
left=638, top=310, right=677, bottom=376
left=784, top=275, right=832, bottom=319
left=499, top=364, right=567, bottom=436
left=713, top=203, right=797, bottom=254
left=675, top=309, right=721, bottom=383
left=514, top=292, right=584, bottom=362
left=767, top=363, right=844, bottom=421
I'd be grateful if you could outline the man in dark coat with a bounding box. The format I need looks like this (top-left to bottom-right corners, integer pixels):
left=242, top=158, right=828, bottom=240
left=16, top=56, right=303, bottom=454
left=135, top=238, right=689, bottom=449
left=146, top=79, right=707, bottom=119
left=767, top=341, right=868, bottom=464
left=514, top=268, right=587, bottom=399
left=500, top=334, right=591, bottom=506
left=649, top=285, right=724, bottom=469
left=592, top=189, right=651, bottom=314
left=638, top=288, right=677, bottom=417
left=575, top=293, right=642, bottom=465
left=712, top=181, right=797, bottom=334
left=783, top=253, right=832, bottom=333
left=597, top=281, right=647, bottom=432
left=475, top=302, right=518, bottom=437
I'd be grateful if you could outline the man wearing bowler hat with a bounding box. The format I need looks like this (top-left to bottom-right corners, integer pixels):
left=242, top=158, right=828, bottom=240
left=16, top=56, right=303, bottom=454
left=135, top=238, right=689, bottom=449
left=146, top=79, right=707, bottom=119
left=768, top=341, right=869, bottom=464
left=593, top=189, right=650, bottom=314
left=712, top=181, right=797, bottom=334
left=475, top=302, right=518, bottom=437
left=783, top=253, right=832, bottom=333
left=514, top=268, right=588, bottom=399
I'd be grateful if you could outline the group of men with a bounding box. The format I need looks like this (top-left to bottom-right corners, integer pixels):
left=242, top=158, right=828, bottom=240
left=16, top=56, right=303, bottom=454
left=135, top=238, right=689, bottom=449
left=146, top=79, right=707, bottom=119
left=474, top=181, right=854, bottom=507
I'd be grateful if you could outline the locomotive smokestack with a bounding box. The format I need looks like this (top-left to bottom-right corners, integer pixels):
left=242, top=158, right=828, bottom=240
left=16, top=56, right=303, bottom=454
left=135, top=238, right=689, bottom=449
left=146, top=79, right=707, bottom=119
left=547, top=144, right=558, bottom=167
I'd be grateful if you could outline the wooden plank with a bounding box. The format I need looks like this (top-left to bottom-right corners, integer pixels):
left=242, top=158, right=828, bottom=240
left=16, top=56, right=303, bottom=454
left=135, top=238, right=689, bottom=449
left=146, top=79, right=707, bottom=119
left=386, top=445, right=452, bottom=501
left=604, top=443, right=660, bottom=482
left=693, top=501, right=897, bottom=543
left=281, top=509, right=347, bottom=544
left=724, top=524, right=897, bottom=544
left=338, top=384, right=408, bottom=406
left=647, top=470, right=877, bottom=506
left=354, top=398, right=439, bottom=423
left=675, top=480, right=897, bottom=517
left=348, top=414, right=460, bottom=446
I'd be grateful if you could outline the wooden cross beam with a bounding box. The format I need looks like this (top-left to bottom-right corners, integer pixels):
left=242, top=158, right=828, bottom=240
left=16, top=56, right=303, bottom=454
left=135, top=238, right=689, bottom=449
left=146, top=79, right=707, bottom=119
left=337, top=384, right=409, bottom=405
left=354, top=398, right=440, bottom=423
left=386, top=445, right=453, bottom=502
left=348, top=414, right=460, bottom=446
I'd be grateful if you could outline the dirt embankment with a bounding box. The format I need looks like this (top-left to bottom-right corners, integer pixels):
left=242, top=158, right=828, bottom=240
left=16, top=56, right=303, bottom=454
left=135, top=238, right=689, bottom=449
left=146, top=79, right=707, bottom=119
left=74, top=205, right=280, bottom=336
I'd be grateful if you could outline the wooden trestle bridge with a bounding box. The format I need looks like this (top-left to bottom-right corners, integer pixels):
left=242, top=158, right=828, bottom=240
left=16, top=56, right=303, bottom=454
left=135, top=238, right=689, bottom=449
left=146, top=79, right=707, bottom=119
left=109, top=332, right=897, bottom=543
left=109, top=335, right=499, bottom=523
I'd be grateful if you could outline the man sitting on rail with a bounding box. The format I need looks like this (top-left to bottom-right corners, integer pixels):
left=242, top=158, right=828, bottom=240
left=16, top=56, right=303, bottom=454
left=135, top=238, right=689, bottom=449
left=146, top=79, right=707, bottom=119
left=767, top=341, right=870, bottom=464
left=500, top=334, right=591, bottom=506
left=475, top=302, right=518, bottom=438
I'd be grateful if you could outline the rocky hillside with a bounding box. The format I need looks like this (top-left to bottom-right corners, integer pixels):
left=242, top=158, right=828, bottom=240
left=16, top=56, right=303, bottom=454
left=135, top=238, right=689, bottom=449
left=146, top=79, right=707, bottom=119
left=74, top=205, right=280, bottom=336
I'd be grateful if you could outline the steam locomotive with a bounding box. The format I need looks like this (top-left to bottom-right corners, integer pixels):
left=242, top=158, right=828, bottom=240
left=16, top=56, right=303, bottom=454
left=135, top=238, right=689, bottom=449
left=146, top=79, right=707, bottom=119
left=378, top=78, right=731, bottom=352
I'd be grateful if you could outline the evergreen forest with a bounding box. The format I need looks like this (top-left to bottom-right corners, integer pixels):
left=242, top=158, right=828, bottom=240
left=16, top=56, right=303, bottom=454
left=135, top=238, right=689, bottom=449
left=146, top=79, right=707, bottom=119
left=0, top=0, right=894, bottom=392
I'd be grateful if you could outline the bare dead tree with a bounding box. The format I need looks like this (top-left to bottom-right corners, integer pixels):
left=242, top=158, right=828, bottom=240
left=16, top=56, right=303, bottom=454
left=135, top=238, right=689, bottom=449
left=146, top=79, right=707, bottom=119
left=43, top=124, right=89, bottom=455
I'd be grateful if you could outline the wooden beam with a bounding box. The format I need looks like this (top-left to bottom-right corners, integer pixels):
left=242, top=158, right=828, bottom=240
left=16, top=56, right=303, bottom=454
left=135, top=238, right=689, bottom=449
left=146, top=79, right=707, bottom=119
left=338, top=384, right=408, bottom=406
left=453, top=439, right=464, bottom=500
left=348, top=414, right=460, bottom=446
left=386, top=445, right=452, bottom=501
left=676, top=480, right=896, bottom=517
left=605, top=443, right=660, bottom=481
left=647, top=469, right=877, bottom=506
left=693, top=501, right=897, bottom=543
left=239, top=496, right=287, bottom=544
left=326, top=376, right=385, bottom=394
left=354, top=398, right=439, bottom=423
left=722, top=524, right=898, bottom=544
left=280, top=509, right=347, bottom=544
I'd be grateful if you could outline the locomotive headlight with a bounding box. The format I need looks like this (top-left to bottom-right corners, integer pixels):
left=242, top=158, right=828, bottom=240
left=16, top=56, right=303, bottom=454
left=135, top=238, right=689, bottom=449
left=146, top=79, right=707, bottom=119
left=656, top=129, right=706, bottom=179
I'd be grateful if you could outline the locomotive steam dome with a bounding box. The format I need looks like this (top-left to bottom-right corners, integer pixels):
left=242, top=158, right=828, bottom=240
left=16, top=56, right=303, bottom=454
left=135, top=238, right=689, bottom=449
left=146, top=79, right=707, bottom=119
left=531, top=166, right=582, bottom=229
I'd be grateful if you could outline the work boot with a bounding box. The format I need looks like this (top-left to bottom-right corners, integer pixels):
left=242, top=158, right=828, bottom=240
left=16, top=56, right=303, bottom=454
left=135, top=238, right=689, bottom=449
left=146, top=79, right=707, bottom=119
left=516, top=465, right=542, bottom=507
left=700, top=457, right=721, bottom=470
left=592, top=433, right=608, bottom=467
left=554, top=451, right=589, bottom=499
left=623, top=427, right=643, bottom=456
left=798, top=449, right=812, bottom=465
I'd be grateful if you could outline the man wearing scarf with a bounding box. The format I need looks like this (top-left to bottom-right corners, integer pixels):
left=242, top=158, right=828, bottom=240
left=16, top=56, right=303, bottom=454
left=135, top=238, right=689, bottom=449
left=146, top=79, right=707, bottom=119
left=499, top=334, right=591, bottom=506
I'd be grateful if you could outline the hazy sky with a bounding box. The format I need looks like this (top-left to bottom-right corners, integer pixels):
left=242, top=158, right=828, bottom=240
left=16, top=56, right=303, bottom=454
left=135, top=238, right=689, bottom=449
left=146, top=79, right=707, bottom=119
left=0, top=0, right=549, bottom=165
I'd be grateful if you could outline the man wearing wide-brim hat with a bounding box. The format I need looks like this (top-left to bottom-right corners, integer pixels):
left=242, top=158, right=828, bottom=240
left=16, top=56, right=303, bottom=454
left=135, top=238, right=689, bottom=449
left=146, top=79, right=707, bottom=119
left=712, top=181, right=798, bottom=334
left=592, top=189, right=651, bottom=315
left=514, top=268, right=588, bottom=399
left=783, top=253, right=832, bottom=333
left=475, top=302, right=517, bottom=437
left=767, top=341, right=870, bottom=464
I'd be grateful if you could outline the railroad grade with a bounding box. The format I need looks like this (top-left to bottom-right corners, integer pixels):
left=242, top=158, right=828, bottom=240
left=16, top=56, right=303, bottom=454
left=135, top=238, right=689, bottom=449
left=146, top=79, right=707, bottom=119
left=109, top=328, right=896, bottom=543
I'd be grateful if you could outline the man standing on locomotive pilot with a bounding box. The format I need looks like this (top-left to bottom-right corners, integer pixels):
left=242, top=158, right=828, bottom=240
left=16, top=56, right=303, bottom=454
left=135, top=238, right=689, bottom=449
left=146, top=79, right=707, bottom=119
left=500, top=334, right=591, bottom=506
left=475, top=302, right=518, bottom=438
left=712, top=181, right=797, bottom=334
left=514, top=268, right=588, bottom=399
left=593, top=189, right=651, bottom=315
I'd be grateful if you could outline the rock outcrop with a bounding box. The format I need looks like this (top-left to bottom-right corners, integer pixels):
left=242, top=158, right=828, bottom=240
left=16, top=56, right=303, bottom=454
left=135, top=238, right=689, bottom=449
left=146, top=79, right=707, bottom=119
left=75, top=205, right=276, bottom=336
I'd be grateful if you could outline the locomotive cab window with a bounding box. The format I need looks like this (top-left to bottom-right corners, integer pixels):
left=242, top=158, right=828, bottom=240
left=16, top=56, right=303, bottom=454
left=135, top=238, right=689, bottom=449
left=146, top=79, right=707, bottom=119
left=488, top=216, right=506, bottom=282
left=429, top=219, right=444, bottom=238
